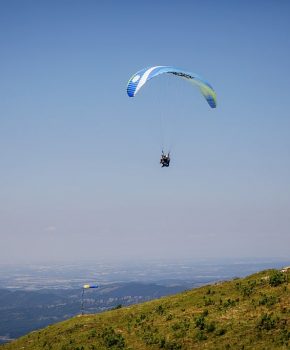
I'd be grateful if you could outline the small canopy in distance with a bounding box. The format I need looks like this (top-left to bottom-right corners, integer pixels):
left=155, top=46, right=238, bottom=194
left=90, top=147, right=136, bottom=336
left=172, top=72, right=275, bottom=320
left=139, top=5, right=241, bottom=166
left=83, top=284, right=98, bottom=289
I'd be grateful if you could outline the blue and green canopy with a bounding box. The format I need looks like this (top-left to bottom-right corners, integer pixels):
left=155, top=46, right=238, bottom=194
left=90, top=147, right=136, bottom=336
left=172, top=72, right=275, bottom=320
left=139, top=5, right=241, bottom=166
left=127, top=66, right=216, bottom=108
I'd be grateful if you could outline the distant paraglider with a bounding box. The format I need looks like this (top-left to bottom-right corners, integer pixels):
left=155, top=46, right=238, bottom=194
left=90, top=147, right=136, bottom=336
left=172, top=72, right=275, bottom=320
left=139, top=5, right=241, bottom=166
left=83, top=284, right=98, bottom=289
left=127, top=66, right=217, bottom=167
left=81, top=284, right=98, bottom=315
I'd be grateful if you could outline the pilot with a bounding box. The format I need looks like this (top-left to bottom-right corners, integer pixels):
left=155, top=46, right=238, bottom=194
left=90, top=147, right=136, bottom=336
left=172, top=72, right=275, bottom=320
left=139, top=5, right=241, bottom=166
left=160, top=151, right=170, bottom=167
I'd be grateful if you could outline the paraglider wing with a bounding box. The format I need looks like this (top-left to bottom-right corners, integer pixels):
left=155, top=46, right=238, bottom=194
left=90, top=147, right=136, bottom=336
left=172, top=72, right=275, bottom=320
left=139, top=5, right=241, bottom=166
left=83, top=284, right=98, bottom=289
left=127, top=66, right=216, bottom=108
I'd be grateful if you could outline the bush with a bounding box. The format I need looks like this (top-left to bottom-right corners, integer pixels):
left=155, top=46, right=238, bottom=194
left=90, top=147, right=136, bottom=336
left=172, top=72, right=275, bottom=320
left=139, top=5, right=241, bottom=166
left=195, top=331, right=207, bottom=341
left=236, top=280, right=257, bottom=297
left=142, top=332, right=160, bottom=346
left=172, top=323, right=181, bottom=331
left=223, top=298, right=236, bottom=308
left=171, top=319, right=190, bottom=338
left=164, top=341, right=182, bottom=350
left=159, top=338, right=166, bottom=348
left=240, top=285, right=254, bottom=297
left=135, top=313, right=147, bottom=324
left=205, top=322, right=216, bottom=333
left=195, top=315, right=205, bottom=330
left=155, top=305, right=165, bottom=315
left=158, top=339, right=182, bottom=349
left=101, top=327, right=125, bottom=349
left=204, top=298, right=215, bottom=306
left=269, top=271, right=286, bottom=287
left=258, top=294, right=277, bottom=306
left=279, top=329, right=290, bottom=344
left=202, top=309, right=209, bottom=317
left=257, top=313, right=277, bottom=331
left=216, top=328, right=226, bottom=336
left=89, top=329, right=97, bottom=338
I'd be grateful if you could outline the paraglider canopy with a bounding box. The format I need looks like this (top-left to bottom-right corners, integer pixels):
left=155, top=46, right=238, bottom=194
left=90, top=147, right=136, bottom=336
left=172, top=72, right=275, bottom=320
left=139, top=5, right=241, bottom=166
left=83, top=284, right=98, bottom=289
left=127, top=66, right=217, bottom=108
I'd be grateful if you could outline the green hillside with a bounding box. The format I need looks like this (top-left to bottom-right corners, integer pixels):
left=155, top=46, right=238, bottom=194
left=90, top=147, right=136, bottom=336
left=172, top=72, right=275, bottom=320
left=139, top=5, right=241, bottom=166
left=2, top=269, right=290, bottom=350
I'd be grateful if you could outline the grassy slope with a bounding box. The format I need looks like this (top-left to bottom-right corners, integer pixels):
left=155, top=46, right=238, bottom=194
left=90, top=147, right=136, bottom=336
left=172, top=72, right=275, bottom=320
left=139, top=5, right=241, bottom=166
left=1, top=269, right=290, bottom=350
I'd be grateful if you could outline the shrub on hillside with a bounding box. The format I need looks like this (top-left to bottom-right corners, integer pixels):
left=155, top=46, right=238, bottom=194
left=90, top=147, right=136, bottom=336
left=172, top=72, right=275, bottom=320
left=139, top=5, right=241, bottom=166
left=205, top=322, right=216, bottom=333
left=195, top=315, right=205, bottom=330
left=216, top=328, right=227, bottom=336
left=269, top=271, right=286, bottom=287
left=204, top=297, right=215, bottom=306
left=195, top=330, right=207, bottom=341
left=163, top=340, right=182, bottom=349
left=155, top=304, right=165, bottom=315
left=101, top=327, right=125, bottom=349
left=223, top=298, right=236, bottom=308
left=257, top=313, right=277, bottom=331
left=258, top=294, right=277, bottom=306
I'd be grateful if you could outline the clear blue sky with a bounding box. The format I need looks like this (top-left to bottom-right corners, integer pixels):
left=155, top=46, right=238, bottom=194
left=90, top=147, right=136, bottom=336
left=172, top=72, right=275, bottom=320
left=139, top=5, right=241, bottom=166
left=1, top=1, right=290, bottom=263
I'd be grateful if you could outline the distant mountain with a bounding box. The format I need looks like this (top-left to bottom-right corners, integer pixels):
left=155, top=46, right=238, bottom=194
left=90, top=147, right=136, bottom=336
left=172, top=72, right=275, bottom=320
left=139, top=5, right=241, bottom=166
left=1, top=268, right=289, bottom=349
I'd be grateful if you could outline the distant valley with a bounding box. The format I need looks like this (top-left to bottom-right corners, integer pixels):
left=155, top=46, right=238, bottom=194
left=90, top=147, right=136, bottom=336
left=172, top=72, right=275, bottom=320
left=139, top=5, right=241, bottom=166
left=1, top=258, right=289, bottom=343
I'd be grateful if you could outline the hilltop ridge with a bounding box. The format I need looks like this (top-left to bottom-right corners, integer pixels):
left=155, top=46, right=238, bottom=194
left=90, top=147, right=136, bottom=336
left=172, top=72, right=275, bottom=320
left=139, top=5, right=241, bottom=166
left=1, top=268, right=289, bottom=350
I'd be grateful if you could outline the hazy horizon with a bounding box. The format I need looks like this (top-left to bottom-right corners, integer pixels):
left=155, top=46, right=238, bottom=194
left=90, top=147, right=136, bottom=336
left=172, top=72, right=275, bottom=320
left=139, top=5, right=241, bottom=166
left=1, top=1, right=290, bottom=264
